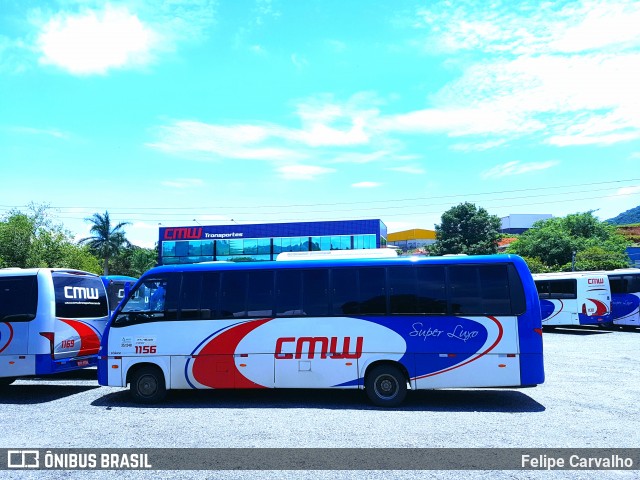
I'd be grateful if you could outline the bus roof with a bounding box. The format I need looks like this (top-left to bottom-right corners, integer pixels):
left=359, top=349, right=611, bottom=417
left=532, top=271, right=609, bottom=279
left=144, top=254, right=528, bottom=276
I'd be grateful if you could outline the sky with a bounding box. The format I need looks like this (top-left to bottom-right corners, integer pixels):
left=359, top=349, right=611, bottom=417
left=1, top=0, right=640, bottom=248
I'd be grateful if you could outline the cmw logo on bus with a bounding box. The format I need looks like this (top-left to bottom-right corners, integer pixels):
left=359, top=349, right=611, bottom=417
left=64, top=286, right=99, bottom=300
left=275, top=336, right=364, bottom=360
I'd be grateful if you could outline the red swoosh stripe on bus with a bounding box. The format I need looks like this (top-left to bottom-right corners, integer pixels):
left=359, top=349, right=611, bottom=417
left=59, top=319, right=101, bottom=356
left=0, top=322, right=14, bottom=354
left=412, top=316, right=504, bottom=381
left=588, top=299, right=609, bottom=316
left=192, top=318, right=272, bottom=389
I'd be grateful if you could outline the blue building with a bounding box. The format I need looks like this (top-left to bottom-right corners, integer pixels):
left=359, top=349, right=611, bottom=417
left=159, top=219, right=387, bottom=264
left=626, top=247, right=640, bottom=267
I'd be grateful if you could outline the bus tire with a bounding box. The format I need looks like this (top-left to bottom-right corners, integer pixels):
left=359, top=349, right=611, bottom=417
left=365, top=365, right=407, bottom=407
left=0, top=377, right=16, bottom=387
left=130, top=365, right=166, bottom=404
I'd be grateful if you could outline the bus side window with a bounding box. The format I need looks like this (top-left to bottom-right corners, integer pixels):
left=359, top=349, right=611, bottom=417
left=535, top=281, right=550, bottom=298
left=609, top=277, right=624, bottom=294
left=448, top=265, right=482, bottom=315
left=388, top=266, right=418, bottom=314
left=220, top=271, right=248, bottom=318
left=331, top=269, right=358, bottom=315
left=180, top=272, right=203, bottom=320
left=549, top=279, right=577, bottom=299
left=276, top=270, right=302, bottom=316
left=302, top=269, right=329, bottom=316
left=358, top=268, right=386, bottom=315
left=0, top=276, right=38, bottom=322
left=477, top=265, right=512, bottom=316
left=247, top=270, right=274, bottom=318
left=200, top=272, right=220, bottom=319
left=416, top=266, right=447, bottom=314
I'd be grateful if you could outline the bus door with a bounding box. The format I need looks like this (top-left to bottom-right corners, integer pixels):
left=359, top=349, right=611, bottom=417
left=610, top=274, right=640, bottom=326
left=0, top=274, right=37, bottom=376
left=51, top=272, right=108, bottom=360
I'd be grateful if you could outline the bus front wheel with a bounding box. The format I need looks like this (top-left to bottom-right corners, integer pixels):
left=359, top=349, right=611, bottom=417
left=365, top=365, right=407, bottom=407
left=130, top=365, right=166, bottom=404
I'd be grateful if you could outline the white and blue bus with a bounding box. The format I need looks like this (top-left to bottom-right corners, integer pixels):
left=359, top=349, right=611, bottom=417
left=98, top=254, right=544, bottom=406
left=1, top=268, right=109, bottom=386
left=603, top=269, right=640, bottom=328
left=533, top=272, right=611, bottom=327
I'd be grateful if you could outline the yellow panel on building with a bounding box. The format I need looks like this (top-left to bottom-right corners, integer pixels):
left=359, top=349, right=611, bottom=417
left=387, top=229, right=436, bottom=252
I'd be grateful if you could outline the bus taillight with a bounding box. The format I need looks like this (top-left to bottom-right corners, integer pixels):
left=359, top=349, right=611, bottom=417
left=39, top=332, right=55, bottom=358
left=534, top=328, right=543, bottom=336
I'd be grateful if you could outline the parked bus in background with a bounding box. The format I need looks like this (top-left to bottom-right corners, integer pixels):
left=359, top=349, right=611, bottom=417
left=101, top=275, right=138, bottom=317
left=532, top=272, right=611, bottom=327
left=603, top=269, right=640, bottom=329
left=0, top=268, right=109, bottom=386
left=98, top=254, right=544, bottom=406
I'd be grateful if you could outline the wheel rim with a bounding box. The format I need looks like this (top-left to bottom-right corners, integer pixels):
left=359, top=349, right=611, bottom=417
left=137, top=374, right=158, bottom=397
left=374, top=374, right=399, bottom=400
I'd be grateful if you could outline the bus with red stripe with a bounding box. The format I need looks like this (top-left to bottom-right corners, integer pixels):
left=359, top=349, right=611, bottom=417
left=98, top=254, right=544, bottom=406
left=600, top=268, right=640, bottom=328
left=533, top=272, right=612, bottom=327
left=0, top=268, right=109, bottom=386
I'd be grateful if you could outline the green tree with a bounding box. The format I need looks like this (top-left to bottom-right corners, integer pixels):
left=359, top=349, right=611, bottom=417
left=79, top=211, right=130, bottom=275
left=565, top=246, right=629, bottom=271
left=0, top=212, right=34, bottom=267
left=507, top=212, right=630, bottom=271
left=110, top=245, right=157, bottom=277
left=521, top=256, right=553, bottom=274
left=0, top=206, right=101, bottom=272
left=431, top=202, right=502, bottom=255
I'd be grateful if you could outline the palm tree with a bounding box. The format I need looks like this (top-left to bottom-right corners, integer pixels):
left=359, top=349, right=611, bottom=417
left=79, top=211, right=130, bottom=275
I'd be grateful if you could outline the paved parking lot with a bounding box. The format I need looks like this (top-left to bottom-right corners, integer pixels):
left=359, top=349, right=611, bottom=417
left=1, top=326, right=638, bottom=479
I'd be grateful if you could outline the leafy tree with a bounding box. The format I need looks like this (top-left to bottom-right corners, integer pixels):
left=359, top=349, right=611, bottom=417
left=521, top=256, right=553, bottom=274
left=431, top=202, right=502, bottom=255
left=0, top=212, right=34, bottom=267
left=110, top=245, right=157, bottom=277
left=507, top=212, right=630, bottom=271
left=563, top=246, right=629, bottom=272
left=0, top=206, right=101, bottom=272
left=79, top=211, right=130, bottom=275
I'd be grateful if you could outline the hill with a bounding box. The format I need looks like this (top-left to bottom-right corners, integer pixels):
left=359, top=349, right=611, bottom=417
left=607, top=205, right=640, bottom=225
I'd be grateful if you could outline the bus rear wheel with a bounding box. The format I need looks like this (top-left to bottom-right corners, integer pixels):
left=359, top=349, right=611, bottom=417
left=365, top=365, right=407, bottom=407
left=130, top=365, right=166, bottom=404
left=0, top=377, right=16, bottom=387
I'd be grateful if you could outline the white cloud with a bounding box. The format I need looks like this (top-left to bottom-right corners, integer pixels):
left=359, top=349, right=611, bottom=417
left=37, top=5, right=159, bottom=75
left=481, top=161, right=559, bottom=179
left=9, top=126, right=69, bottom=139
left=148, top=120, right=305, bottom=161
left=387, top=165, right=426, bottom=175
left=351, top=181, right=382, bottom=188
left=331, top=151, right=389, bottom=164
left=407, top=1, right=640, bottom=147
left=277, top=165, right=335, bottom=180
left=161, top=178, right=205, bottom=188
left=612, top=186, right=640, bottom=197
left=148, top=94, right=382, bottom=163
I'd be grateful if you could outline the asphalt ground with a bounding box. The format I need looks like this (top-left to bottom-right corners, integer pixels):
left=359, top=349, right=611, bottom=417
left=1, top=325, right=639, bottom=479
